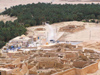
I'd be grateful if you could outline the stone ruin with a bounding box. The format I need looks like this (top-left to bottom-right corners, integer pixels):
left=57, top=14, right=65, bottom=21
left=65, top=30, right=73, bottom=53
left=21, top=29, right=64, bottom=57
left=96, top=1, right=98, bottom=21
left=0, top=43, right=100, bottom=75
left=35, top=28, right=46, bottom=31
left=59, top=25, right=85, bottom=33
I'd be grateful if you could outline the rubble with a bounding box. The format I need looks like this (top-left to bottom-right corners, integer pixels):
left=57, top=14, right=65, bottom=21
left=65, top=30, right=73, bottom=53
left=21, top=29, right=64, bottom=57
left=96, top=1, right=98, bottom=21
left=0, top=44, right=100, bottom=75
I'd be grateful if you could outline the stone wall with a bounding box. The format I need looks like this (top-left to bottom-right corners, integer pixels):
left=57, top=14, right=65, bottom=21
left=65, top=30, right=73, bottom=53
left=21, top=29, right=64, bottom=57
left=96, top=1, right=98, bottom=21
left=12, top=58, right=21, bottom=65
left=35, top=28, right=45, bottom=31
left=52, top=60, right=99, bottom=75
left=76, top=61, right=99, bottom=75
left=64, top=52, right=78, bottom=59
left=53, top=68, right=76, bottom=75
left=59, top=25, right=85, bottom=33
left=73, top=61, right=87, bottom=68
left=38, top=61, right=63, bottom=69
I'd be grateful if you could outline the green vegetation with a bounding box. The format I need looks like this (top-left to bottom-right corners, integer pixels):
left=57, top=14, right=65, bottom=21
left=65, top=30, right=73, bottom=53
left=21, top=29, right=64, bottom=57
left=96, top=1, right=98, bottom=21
left=0, top=21, right=26, bottom=48
left=2, top=3, right=100, bottom=26
left=1, top=3, right=100, bottom=48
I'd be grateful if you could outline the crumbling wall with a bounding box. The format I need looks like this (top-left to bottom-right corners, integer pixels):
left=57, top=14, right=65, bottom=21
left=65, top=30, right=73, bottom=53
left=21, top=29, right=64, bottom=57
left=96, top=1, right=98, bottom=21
left=35, top=28, right=45, bottom=31
left=75, top=46, right=83, bottom=50
left=64, top=52, right=78, bottom=60
left=38, top=60, right=63, bottom=69
left=76, top=61, right=99, bottom=75
left=54, top=62, right=63, bottom=69
left=72, top=26, right=85, bottom=33
left=52, top=60, right=99, bottom=75
left=12, top=58, right=21, bottom=65
left=20, top=55, right=30, bottom=61
left=84, top=49, right=95, bottom=53
left=43, top=53, right=58, bottom=57
left=29, top=66, right=37, bottom=75
left=20, top=64, right=29, bottom=75
left=5, top=64, right=16, bottom=69
left=38, top=62, right=55, bottom=69
left=53, top=68, right=76, bottom=75
left=59, top=25, right=85, bottom=33
left=80, top=53, right=88, bottom=61
left=28, top=65, right=34, bottom=69
left=12, top=68, right=20, bottom=74
left=29, top=70, right=37, bottom=75
left=73, top=61, right=87, bottom=68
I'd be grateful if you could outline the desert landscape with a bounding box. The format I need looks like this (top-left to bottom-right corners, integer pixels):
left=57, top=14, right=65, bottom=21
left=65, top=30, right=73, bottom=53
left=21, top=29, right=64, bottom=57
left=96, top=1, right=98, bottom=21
left=0, top=0, right=100, bottom=75
left=26, top=21, right=100, bottom=41
left=0, top=0, right=100, bottom=22
left=25, top=21, right=100, bottom=75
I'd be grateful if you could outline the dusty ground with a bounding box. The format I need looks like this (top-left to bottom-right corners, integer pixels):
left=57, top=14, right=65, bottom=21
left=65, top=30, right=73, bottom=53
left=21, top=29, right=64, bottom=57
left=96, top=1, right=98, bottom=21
left=0, top=15, right=17, bottom=22
left=59, top=25, right=100, bottom=41
left=1, top=1, right=100, bottom=74
left=26, top=21, right=100, bottom=41
left=53, top=21, right=100, bottom=42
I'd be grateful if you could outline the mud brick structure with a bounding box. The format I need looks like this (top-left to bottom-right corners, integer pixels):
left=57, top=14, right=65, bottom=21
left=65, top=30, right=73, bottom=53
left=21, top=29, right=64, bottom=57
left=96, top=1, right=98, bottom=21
left=59, top=25, right=85, bottom=33
left=0, top=43, right=100, bottom=75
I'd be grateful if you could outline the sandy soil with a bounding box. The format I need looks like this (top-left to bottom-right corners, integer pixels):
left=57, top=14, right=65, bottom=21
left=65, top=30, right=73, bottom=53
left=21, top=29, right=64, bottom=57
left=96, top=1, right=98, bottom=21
left=59, top=25, right=100, bottom=41
left=0, top=15, right=17, bottom=22
left=26, top=21, right=100, bottom=42
left=52, top=21, right=100, bottom=42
